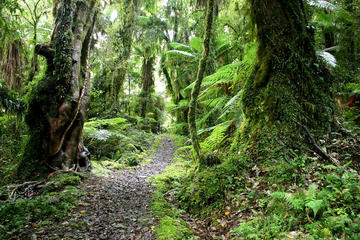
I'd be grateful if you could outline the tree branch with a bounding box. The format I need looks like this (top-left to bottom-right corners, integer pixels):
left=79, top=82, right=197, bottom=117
left=35, top=43, right=55, bottom=62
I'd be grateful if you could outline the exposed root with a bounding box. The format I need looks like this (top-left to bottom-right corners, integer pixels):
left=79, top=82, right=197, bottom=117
left=295, top=120, right=340, bottom=166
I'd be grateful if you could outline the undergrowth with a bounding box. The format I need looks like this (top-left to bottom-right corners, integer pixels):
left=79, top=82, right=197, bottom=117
left=0, top=172, right=86, bottom=239
left=153, top=126, right=360, bottom=240
left=0, top=115, right=27, bottom=184
left=84, top=117, right=158, bottom=168
left=230, top=162, right=360, bottom=239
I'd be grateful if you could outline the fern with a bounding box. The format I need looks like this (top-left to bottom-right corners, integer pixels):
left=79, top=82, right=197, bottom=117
left=200, top=125, right=227, bottom=153
left=308, top=0, right=336, bottom=10
left=271, top=184, right=328, bottom=218
left=272, top=191, right=305, bottom=211
left=197, top=97, right=227, bottom=127
left=317, top=51, right=337, bottom=67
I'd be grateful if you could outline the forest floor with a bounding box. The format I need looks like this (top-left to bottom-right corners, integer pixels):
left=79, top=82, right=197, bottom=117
left=18, top=136, right=175, bottom=240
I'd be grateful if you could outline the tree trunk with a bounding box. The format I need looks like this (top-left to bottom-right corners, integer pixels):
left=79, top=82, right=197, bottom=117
left=139, top=56, right=154, bottom=118
left=19, top=0, right=98, bottom=178
left=237, top=0, right=334, bottom=161
left=28, top=23, right=39, bottom=82
left=188, top=0, right=215, bottom=160
left=1, top=39, right=23, bottom=90
left=111, top=0, right=137, bottom=106
left=340, top=0, right=358, bottom=71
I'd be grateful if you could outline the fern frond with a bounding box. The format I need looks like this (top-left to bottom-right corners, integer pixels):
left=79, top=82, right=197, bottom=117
left=317, top=51, right=337, bottom=67
left=308, top=0, right=336, bottom=10
left=169, top=42, right=194, bottom=53
left=198, top=120, right=232, bottom=136
left=305, top=183, right=318, bottom=202
left=272, top=191, right=305, bottom=211
left=200, top=125, right=227, bottom=153
left=166, top=50, right=195, bottom=58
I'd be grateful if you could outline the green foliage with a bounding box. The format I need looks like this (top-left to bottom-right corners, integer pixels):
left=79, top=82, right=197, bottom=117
left=151, top=192, right=195, bottom=240
left=85, top=117, right=130, bottom=133
left=0, top=0, right=22, bottom=42
left=0, top=82, right=23, bottom=114
left=84, top=117, right=157, bottom=167
left=0, top=115, right=27, bottom=184
left=177, top=156, right=246, bottom=214
left=135, top=93, right=166, bottom=133
left=200, top=124, right=226, bottom=153
left=268, top=163, right=360, bottom=239
left=0, top=173, right=84, bottom=239
left=232, top=214, right=295, bottom=240
left=42, top=172, right=85, bottom=193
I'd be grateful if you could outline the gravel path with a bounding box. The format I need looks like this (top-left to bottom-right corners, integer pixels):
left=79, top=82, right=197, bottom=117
left=36, top=136, right=175, bottom=240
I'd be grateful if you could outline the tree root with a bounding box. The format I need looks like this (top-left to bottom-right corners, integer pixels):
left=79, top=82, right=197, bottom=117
left=47, top=165, right=76, bottom=179
left=295, top=120, right=340, bottom=166
left=9, top=181, right=45, bottom=201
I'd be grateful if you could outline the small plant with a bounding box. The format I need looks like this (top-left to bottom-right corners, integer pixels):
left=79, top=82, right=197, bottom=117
left=268, top=163, right=360, bottom=238
left=231, top=214, right=295, bottom=240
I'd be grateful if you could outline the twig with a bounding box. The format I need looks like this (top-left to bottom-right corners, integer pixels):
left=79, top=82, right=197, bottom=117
left=294, top=120, right=340, bottom=166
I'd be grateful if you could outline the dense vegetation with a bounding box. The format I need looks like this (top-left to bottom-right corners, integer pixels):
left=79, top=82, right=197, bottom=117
left=1, top=0, right=360, bottom=239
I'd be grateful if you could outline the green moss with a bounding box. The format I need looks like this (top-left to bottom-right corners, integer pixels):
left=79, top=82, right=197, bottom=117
left=101, top=160, right=125, bottom=170
left=91, top=161, right=111, bottom=177
left=178, top=158, right=246, bottom=214
left=151, top=192, right=194, bottom=240
left=0, top=187, right=81, bottom=239
left=59, top=175, right=81, bottom=186
left=43, top=172, right=85, bottom=193
left=254, top=53, right=271, bottom=87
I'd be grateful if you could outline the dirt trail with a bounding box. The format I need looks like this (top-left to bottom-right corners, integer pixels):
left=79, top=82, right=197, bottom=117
left=35, top=136, right=175, bottom=240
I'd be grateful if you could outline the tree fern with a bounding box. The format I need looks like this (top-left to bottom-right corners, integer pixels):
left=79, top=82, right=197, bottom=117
left=200, top=124, right=227, bottom=153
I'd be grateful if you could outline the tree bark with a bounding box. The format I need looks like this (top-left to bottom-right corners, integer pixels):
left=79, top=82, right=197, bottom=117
left=28, top=23, right=39, bottom=82
left=1, top=39, right=23, bottom=90
left=139, top=56, right=154, bottom=118
left=340, top=0, right=358, bottom=71
left=111, top=0, right=138, bottom=106
left=188, top=0, right=215, bottom=161
left=237, top=0, right=334, bottom=161
left=19, top=0, right=98, bottom=178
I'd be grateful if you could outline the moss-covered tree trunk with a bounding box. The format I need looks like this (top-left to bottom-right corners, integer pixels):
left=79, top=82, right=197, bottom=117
left=28, top=23, right=39, bottom=83
left=238, top=0, right=334, bottom=161
left=110, top=0, right=138, bottom=106
left=20, top=0, right=98, bottom=177
left=340, top=0, right=358, bottom=71
left=188, top=0, right=215, bottom=160
left=139, top=56, right=154, bottom=118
